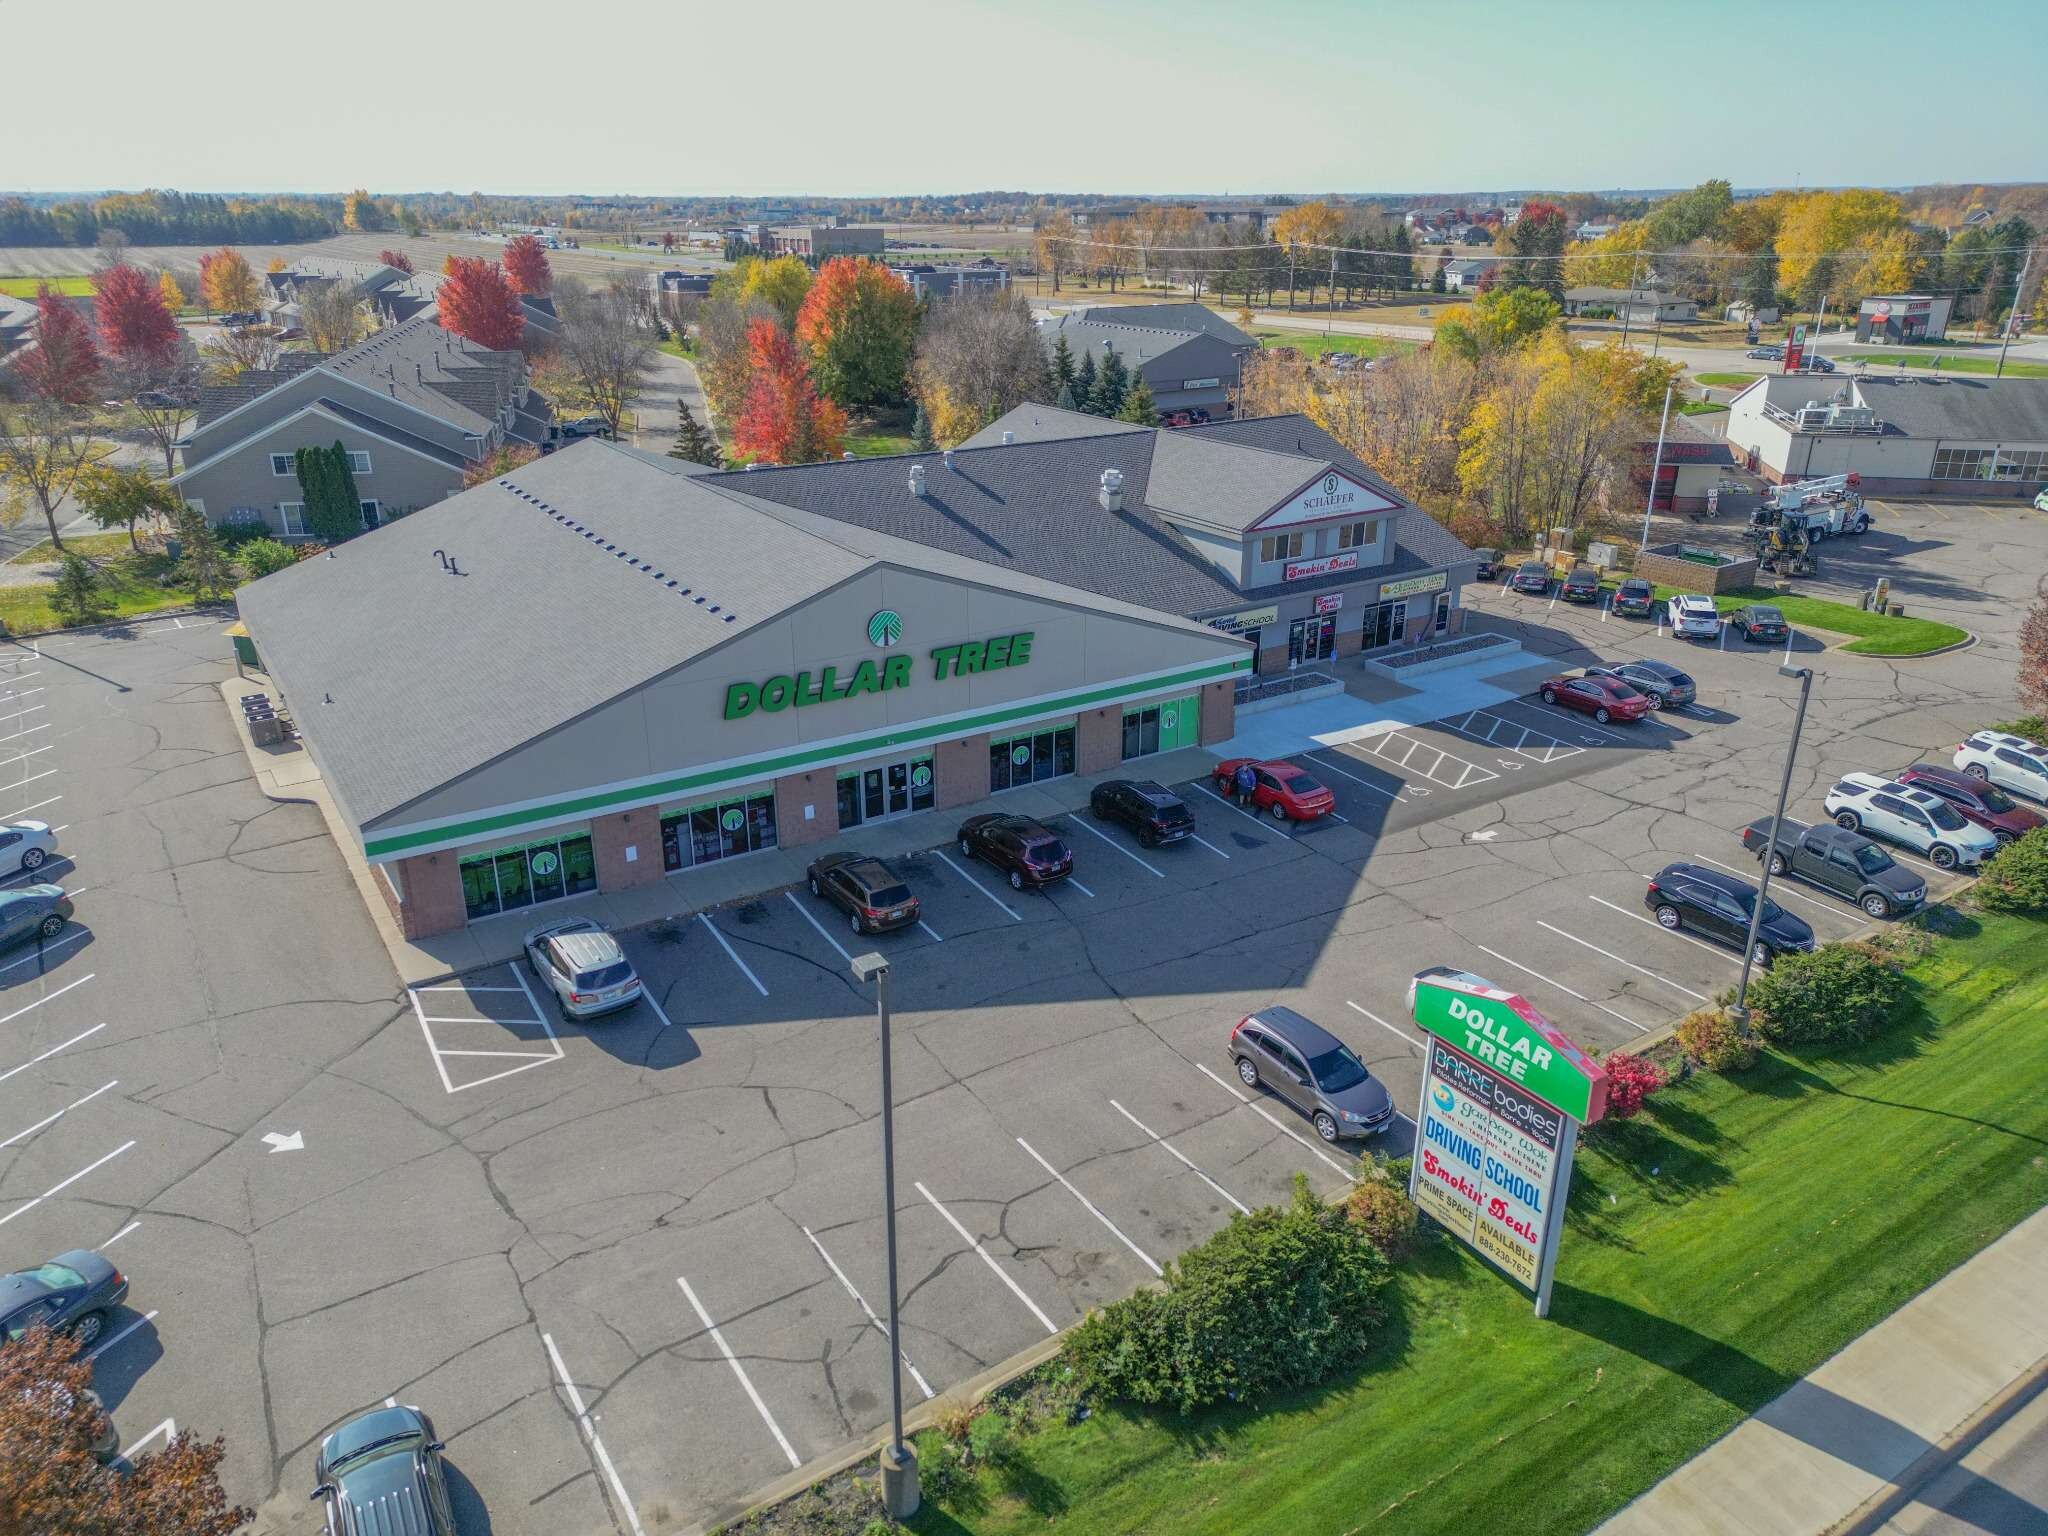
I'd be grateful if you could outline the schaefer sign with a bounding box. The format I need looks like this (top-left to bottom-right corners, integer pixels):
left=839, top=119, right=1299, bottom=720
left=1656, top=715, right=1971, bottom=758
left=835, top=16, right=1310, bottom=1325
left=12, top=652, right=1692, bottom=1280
left=1408, top=966, right=1607, bottom=1316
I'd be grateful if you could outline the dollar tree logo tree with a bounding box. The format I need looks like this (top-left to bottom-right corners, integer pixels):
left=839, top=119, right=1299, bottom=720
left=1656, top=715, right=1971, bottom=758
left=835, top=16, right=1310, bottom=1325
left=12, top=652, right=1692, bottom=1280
left=867, top=610, right=903, bottom=648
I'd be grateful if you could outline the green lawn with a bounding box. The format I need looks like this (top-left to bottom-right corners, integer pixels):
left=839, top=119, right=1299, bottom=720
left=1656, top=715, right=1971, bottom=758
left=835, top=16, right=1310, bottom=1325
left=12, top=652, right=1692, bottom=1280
left=0, top=550, right=196, bottom=634
left=903, top=912, right=2048, bottom=1536
left=1256, top=331, right=1417, bottom=361
left=657, top=336, right=696, bottom=360
left=1678, top=400, right=1729, bottom=415
left=1640, top=584, right=1968, bottom=656
left=847, top=430, right=915, bottom=458
left=5, top=531, right=137, bottom=565
left=1694, top=371, right=1760, bottom=388
left=0, top=274, right=97, bottom=298
left=1848, top=351, right=2048, bottom=379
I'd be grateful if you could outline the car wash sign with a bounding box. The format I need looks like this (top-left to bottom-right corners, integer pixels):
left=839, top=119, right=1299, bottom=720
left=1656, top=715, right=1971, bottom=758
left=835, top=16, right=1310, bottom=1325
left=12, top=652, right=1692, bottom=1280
left=1408, top=967, right=1607, bottom=1315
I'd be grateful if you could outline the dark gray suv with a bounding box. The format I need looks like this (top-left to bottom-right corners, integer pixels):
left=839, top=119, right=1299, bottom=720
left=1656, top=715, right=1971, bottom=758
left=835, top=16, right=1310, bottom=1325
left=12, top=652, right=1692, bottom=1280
left=1229, top=1007, right=1394, bottom=1142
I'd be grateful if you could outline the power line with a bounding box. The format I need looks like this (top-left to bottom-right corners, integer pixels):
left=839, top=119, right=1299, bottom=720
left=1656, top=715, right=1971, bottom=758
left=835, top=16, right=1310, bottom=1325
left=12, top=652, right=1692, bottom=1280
left=1036, top=232, right=2042, bottom=265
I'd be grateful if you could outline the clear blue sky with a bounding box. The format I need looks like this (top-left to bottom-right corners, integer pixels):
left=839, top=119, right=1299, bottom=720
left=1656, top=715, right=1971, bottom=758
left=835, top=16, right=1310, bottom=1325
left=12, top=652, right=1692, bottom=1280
left=6, top=0, right=2044, bottom=197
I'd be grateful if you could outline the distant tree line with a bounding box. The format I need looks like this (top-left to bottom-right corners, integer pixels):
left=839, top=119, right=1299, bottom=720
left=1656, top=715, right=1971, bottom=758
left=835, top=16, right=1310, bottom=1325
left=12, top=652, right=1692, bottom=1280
left=0, top=191, right=334, bottom=247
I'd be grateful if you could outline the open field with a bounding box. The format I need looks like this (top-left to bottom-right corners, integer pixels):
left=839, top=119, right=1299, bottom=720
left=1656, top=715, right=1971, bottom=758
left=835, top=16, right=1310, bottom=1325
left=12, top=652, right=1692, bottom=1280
left=0, top=273, right=97, bottom=297
left=1254, top=330, right=1417, bottom=360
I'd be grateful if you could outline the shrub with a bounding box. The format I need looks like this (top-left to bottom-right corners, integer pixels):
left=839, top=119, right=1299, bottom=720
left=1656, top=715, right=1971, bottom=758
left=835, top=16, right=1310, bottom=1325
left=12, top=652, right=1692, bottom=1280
left=1064, top=1175, right=1392, bottom=1412
left=50, top=553, right=113, bottom=628
left=910, top=1429, right=966, bottom=1502
left=1746, top=940, right=1907, bottom=1047
left=1989, top=715, right=2044, bottom=739
left=930, top=1394, right=975, bottom=1443
left=212, top=520, right=277, bottom=550
left=1600, top=1052, right=1667, bottom=1118
left=965, top=1405, right=1013, bottom=1467
left=1975, top=827, right=2048, bottom=915
left=1675, top=1006, right=1758, bottom=1073
left=1343, top=1177, right=1419, bottom=1259
left=236, top=538, right=299, bottom=581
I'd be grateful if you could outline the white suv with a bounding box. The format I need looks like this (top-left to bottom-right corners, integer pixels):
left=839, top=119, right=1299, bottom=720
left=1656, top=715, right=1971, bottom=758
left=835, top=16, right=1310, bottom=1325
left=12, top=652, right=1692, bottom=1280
left=1952, top=731, right=2048, bottom=804
left=1668, top=594, right=1721, bottom=639
left=1823, top=773, right=1999, bottom=870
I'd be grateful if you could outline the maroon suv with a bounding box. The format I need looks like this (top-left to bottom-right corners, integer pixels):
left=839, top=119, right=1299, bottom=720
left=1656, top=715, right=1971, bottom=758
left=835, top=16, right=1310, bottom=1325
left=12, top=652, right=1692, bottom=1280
left=1895, top=763, right=2046, bottom=846
left=957, top=813, right=1073, bottom=890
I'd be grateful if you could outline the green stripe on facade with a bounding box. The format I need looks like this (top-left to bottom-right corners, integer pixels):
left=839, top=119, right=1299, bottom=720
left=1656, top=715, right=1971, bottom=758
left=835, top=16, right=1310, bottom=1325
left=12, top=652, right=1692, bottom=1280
left=364, top=654, right=1250, bottom=860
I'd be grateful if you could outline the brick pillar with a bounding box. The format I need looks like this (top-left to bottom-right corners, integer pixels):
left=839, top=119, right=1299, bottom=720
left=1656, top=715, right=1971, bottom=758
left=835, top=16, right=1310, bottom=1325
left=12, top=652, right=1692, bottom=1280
left=1076, top=704, right=1121, bottom=774
left=591, top=808, right=662, bottom=892
left=1199, top=679, right=1235, bottom=746
left=393, top=850, right=466, bottom=940
left=1333, top=623, right=1362, bottom=659
left=935, top=733, right=988, bottom=810
left=1256, top=642, right=1290, bottom=675
left=774, top=769, right=838, bottom=850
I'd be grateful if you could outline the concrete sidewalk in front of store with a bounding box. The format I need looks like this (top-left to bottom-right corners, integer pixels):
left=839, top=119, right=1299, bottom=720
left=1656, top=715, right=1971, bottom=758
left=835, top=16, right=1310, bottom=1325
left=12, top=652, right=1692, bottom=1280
left=220, top=672, right=1224, bottom=987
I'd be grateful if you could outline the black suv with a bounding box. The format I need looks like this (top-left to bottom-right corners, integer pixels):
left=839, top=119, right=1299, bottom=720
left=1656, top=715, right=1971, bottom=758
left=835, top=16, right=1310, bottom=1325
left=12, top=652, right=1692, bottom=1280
left=1739, top=817, right=1925, bottom=919
left=957, top=814, right=1072, bottom=890
left=1089, top=779, right=1194, bottom=847
left=1561, top=566, right=1602, bottom=603
left=1612, top=577, right=1657, bottom=617
left=1643, top=862, right=1815, bottom=965
left=311, top=1405, right=457, bottom=1536
left=806, top=852, right=920, bottom=934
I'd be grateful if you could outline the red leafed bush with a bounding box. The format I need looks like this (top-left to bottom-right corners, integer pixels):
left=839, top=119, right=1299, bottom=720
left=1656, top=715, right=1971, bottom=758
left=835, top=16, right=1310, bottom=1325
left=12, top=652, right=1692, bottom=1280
left=1601, top=1052, right=1667, bottom=1120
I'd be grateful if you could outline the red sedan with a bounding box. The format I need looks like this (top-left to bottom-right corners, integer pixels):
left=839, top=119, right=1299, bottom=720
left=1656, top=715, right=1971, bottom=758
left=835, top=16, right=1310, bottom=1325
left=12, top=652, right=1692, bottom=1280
left=1212, top=758, right=1337, bottom=822
left=1538, top=673, right=1651, bottom=724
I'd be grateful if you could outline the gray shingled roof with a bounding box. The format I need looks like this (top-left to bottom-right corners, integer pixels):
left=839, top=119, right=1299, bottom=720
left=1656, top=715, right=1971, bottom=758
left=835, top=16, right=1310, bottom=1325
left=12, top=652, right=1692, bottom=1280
left=1039, top=317, right=1206, bottom=369
left=959, top=404, right=1146, bottom=449
left=1144, top=432, right=1330, bottom=533
left=318, top=317, right=519, bottom=437
left=313, top=397, right=469, bottom=471
left=1854, top=376, right=2048, bottom=442
left=1076, top=304, right=1256, bottom=349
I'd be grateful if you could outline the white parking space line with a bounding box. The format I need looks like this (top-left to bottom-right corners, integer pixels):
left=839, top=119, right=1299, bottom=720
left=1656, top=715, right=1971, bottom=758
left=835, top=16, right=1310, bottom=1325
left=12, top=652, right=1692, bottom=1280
left=1, top=795, right=60, bottom=825
left=0, top=703, right=46, bottom=724
left=1345, top=1000, right=1425, bottom=1052
left=407, top=990, right=458, bottom=1096
left=784, top=890, right=854, bottom=964
left=1015, top=1137, right=1162, bottom=1276
left=0, top=1079, right=118, bottom=1149
left=0, top=721, right=48, bottom=744
left=1442, top=709, right=1584, bottom=764
left=1066, top=876, right=1097, bottom=898
left=408, top=970, right=563, bottom=1096
left=1109, top=1099, right=1249, bottom=1216
left=1524, top=700, right=1632, bottom=743
left=1189, top=832, right=1232, bottom=859
left=1682, top=853, right=1872, bottom=927
left=0, top=1023, right=106, bottom=1085
left=0, top=928, right=86, bottom=975
left=101, top=1220, right=139, bottom=1248
left=542, top=1332, right=648, bottom=1536
left=5, top=767, right=57, bottom=790
left=118, top=1417, right=175, bottom=1461
left=0, top=972, right=93, bottom=1027
left=1307, top=751, right=1398, bottom=801
left=676, top=1275, right=802, bottom=1470
left=1350, top=730, right=1501, bottom=790
left=87, top=1310, right=157, bottom=1364
left=802, top=1225, right=935, bottom=1399
left=1196, top=1062, right=1352, bottom=1176
left=414, top=983, right=529, bottom=993
left=1535, top=922, right=1708, bottom=1003
left=697, top=913, right=769, bottom=996
left=914, top=1181, right=1059, bottom=1335
left=1782, top=634, right=1795, bottom=667
left=1590, top=893, right=1742, bottom=964
left=932, top=849, right=1023, bottom=921
left=0, top=743, right=52, bottom=770
left=1472, top=943, right=1650, bottom=1034
left=0, top=1140, right=136, bottom=1229
left=1196, top=1060, right=1249, bottom=1103
left=1062, top=813, right=1164, bottom=877
left=1192, top=779, right=1290, bottom=836
left=916, top=919, right=945, bottom=943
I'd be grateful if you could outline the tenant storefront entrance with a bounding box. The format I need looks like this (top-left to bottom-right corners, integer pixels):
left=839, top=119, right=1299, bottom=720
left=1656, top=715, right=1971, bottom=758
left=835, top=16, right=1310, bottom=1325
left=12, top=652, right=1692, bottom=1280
left=660, top=789, right=778, bottom=872
left=459, top=830, right=598, bottom=921
left=1122, top=692, right=1200, bottom=760
left=1360, top=599, right=1407, bottom=651
left=837, top=754, right=936, bottom=829
left=1288, top=614, right=1336, bottom=664
left=989, top=720, right=1076, bottom=791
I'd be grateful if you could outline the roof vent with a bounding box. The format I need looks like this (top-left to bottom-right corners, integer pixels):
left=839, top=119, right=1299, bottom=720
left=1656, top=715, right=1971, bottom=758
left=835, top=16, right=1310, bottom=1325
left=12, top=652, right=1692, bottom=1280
left=1002, top=430, right=1014, bottom=444
left=843, top=451, right=855, bottom=460
left=942, top=448, right=955, bottom=471
left=909, top=463, right=927, bottom=497
left=1099, top=467, right=1125, bottom=512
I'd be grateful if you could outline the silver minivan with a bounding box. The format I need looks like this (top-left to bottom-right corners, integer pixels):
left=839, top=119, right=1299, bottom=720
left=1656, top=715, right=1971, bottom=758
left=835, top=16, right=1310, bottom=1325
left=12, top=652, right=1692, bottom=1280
left=523, top=918, right=642, bottom=1020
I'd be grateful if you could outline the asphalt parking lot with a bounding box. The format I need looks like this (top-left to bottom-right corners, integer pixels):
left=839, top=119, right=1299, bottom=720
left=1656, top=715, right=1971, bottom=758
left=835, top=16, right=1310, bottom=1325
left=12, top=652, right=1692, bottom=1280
left=0, top=491, right=2034, bottom=1536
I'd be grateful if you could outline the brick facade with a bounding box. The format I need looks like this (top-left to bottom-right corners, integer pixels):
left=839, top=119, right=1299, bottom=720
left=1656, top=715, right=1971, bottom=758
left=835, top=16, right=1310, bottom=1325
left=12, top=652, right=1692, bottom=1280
left=773, top=768, right=839, bottom=851
left=590, top=808, right=662, bottom=892
left=1199, top=679, right=1235, bottom=745
left=392, top=850, right=466, bottom=940
left=935, top=733, right=989, bottom=810
left=1076, top=704, right=1122, bottom=775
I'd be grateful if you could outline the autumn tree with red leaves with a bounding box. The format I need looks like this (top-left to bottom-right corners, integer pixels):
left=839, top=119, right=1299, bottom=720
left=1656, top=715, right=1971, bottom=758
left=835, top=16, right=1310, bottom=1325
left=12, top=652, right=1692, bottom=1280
left=437, top=257, right=526, bottom=351
left=14, top=285, right=102, bottom=405
left=91, top=263, right=180, bottom=369
left=378, top=248, right=415, bottom=275
left=0, top=1323, right=251, bottom=1536
left=502, top=234, right=553, bottom=297
left=794, top=257, right=919, bottom=408
left=732, top=317, right=847, bottom=465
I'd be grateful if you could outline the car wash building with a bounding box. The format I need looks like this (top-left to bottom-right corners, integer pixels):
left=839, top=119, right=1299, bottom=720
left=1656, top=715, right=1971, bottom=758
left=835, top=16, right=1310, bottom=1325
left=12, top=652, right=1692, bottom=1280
left=236, top=440, right=1254, bottom=938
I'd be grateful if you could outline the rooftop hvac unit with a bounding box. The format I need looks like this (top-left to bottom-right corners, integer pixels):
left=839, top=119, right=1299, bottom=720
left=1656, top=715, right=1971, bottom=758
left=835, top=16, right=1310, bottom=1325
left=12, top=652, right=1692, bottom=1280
left=1826, top=404, right=1876, bottom=430
left=1794, top=404, right=1832, bottom=429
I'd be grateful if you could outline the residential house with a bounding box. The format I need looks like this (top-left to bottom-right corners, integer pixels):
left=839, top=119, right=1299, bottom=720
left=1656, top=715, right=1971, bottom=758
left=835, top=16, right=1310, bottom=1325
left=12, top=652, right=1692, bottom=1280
left=1441, top=259, right=1500, bottom=292
left=171, top=316, right=553, bottom=538
left=1562, top=286, right=1698, bottom=323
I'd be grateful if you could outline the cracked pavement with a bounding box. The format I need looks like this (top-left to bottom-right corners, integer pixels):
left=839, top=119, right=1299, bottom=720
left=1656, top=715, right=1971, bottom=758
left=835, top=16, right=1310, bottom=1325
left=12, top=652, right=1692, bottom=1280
left=0, top=494, right=2032, bottom=1536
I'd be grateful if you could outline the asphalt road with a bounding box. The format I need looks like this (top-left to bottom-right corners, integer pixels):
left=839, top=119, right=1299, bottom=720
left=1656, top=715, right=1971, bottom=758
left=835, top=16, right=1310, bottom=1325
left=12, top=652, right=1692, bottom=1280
left=1871, top=1374, right=2048, bottom=1534
left=0, top=495, right=2034, bottom=1536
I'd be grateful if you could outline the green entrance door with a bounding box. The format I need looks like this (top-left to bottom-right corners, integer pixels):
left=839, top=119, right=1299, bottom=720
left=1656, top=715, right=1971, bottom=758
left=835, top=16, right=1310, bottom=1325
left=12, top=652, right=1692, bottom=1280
left=1159, top=692, right=1200, bottom=751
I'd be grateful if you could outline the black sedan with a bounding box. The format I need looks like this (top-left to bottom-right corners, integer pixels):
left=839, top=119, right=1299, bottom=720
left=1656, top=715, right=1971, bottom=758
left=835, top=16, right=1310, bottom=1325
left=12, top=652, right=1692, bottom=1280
left=1643, top=862, right=1815, bottom=967
left=0, top=885, right=72, bottom=951
left=1585, top=660, right=1696, bottom=709
left=1, top=1249, right=129, bottom=1350
left=1730, top=604, right=1790, bottom=644
left=1561, top=566, right=1603, bottom=603
left=1510, top=561, right=1551, bottom=595
left=805, top=852, right=920, bottom=934
left=312, top=1404, right=458, bottom=1536
left=1090, top=779, right=1194, bottom=847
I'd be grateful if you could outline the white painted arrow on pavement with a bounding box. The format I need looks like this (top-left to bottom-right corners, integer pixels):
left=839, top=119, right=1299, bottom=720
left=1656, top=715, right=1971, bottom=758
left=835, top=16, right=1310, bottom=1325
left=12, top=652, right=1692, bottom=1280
left=261, top=1130, right=304, bottom=1153
left=1468, top=828, right=1501, bottom=842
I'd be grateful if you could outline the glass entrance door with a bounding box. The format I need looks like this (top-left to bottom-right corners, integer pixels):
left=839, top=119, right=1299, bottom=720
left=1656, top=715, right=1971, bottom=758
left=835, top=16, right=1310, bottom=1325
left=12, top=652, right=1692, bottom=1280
left=1288, top=615, right=1335, bottom=664
left=838, top=756, right=934, bottom=829
left=1364, top=600, right=1408, bottom=650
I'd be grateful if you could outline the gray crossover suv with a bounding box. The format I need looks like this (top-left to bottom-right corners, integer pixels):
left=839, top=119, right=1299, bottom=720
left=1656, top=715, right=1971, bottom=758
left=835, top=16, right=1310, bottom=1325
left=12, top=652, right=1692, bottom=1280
left=1229, top=1006, right=1394, bottom=1142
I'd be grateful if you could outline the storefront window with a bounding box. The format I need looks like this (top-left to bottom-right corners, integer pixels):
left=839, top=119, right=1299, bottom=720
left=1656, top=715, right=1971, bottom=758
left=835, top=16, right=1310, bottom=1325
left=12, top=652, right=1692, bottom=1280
left=990, top=724, right=1075, bottom=791
left=1122, top=693, right=1199, bottom=760
left=661, top=790, right=778, bottom=872
left=1124, top=707, right=1160, bottom=761
left=836, top=756, right=934, bottom=830
left=459, top=832, right=596, bottom=922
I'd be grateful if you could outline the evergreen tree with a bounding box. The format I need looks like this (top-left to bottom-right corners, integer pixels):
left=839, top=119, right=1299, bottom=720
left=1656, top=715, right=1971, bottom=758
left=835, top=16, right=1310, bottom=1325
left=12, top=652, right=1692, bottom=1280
left=1117, top=375, right=1158, bottom=427
left=173, top=505, right=232, bottom=603
left=293, top=441, right=365, bottom=542
left=670, top=398, right=723, bottom=467
left=1055, top=380, right=1079, bottom=411
left=1742, top=246, right=1779, bottom=312
left=1072, top=351, right=1098, bottom=413
left=1431, top=246, right=1452, bottom=294
left=1089, top=344, right=1128, bottom=416
left=911, top=402, right=937, bottom=452
left=1050, top=332, right=1076, bottom=397
left=51, top=553, right=113, bottom=628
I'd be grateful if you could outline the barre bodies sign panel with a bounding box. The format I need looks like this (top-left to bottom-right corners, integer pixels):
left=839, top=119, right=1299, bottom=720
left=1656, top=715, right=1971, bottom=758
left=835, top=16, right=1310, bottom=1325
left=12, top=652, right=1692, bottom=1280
left=1413, top=1036, right=1565, bottom=1289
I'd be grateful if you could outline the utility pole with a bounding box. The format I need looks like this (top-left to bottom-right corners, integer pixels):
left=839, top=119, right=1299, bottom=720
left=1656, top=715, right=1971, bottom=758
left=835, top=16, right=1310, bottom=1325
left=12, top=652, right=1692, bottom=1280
left=1640, top=383, right=1673, bottom=551
left=1731, top=666, right=1815, bottom=1030
left=1996, top=246, right=2035, bottom=379
left=1619, top=250, right=1642, bottom=350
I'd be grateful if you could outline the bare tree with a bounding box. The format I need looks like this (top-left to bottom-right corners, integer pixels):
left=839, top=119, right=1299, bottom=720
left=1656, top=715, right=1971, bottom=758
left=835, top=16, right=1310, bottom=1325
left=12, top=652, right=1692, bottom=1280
left=106, top=338, right=204, bottom=479
left=96, top=227, right=132, bottom=267
left=553, top=278, right=658, bottom=438
left=657, top=289, right=701, bottom=344
left=200, top=324, right=284, bottom=382
left=0, top=394, right=114, bottom=551
left=299, top=281, right=374, bottom=352
left=912, top=291, right=1051, bottom=437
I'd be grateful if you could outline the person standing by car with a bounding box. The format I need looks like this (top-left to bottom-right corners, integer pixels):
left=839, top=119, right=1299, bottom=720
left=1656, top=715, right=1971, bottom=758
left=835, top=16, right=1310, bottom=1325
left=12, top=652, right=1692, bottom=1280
left=1235, top=760, right=1257, bottom=807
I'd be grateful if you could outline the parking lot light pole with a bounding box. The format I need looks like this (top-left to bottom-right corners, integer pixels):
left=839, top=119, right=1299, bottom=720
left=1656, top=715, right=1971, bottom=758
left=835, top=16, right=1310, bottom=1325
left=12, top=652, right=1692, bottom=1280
left=1732, top=665, right=1815, bottom=1031
left=851, top=951, right=918, bottom=1520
